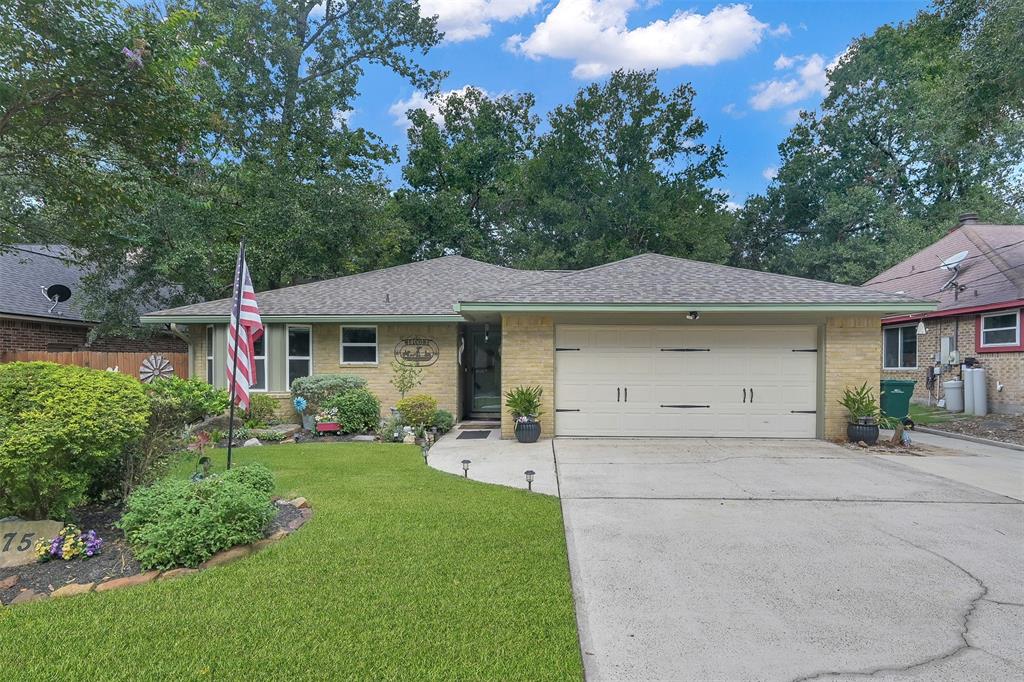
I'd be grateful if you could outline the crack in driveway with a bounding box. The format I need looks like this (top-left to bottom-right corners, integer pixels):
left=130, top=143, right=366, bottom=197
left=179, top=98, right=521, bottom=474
left=790, top=531, right=1023, bottom=681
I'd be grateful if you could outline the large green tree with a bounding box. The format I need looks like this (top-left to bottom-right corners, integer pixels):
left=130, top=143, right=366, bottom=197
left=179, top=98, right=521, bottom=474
left=731, top=0, right=1024, bottom=284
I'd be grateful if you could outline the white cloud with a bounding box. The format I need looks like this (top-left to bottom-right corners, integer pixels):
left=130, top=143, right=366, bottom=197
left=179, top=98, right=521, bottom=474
left=768, top=22, right=791, bottom=37
left=419, top=0, right=541, bottom=42
left=749, top=53, right=830, bottom=110
left=722, top=103, right=746, bottom=119
left=762, top=166, right=778, bottom=180
left=388, top=86, right=487, bottom=129
left=508, top=1, right=776, bottom=79
left=331, top=108, right=354, bottom=130
left=783, top=108, right=804, bottom=125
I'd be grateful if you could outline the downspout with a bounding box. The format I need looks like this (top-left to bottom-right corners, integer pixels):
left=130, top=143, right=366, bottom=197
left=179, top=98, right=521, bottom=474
left=170, top=323, right=192, bottom=378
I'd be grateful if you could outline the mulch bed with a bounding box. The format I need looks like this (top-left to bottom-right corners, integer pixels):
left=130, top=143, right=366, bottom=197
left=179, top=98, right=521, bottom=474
left=0, top=501, right=302, bottom=606
left=923, top=413, right=1024, bottom=447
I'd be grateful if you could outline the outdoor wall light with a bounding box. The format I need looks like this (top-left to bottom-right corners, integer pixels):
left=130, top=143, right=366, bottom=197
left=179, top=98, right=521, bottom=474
left=916, top=320, right=927, bottom=335
left=461, top=459, right=471, bottom=478
left=525, top=469, right=536, bottom=491
left=687, top=311, right=700, bottom=320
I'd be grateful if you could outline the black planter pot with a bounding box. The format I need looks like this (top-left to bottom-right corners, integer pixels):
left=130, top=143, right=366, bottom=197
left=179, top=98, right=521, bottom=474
left=514, top=420, right=541, bottom=443
left=847, top=421, right=879, bottom=445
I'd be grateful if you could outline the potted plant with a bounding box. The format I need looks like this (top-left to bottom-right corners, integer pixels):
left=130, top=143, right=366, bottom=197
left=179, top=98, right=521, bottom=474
left=505, top=385, right=544, bottom=443
left=315, top=407, right=341, bottom=435
left=839, top=382, right=881, bottom=445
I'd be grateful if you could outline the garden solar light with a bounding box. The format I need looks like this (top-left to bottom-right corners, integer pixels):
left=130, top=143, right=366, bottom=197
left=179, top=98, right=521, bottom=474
left=525, top=469, right=535, bottom=491
left=421, top=443, right=429, bottom=465
left=461, top=459, right=471, bottom=477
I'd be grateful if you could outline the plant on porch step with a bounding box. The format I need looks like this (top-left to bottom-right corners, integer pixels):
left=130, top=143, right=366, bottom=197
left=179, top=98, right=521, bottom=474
left=839, top=383, right=881, bottom=445
left=505, top=386, right=544, bottom=444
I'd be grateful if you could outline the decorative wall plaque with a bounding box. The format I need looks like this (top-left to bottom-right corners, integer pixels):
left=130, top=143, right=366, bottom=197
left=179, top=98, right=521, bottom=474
left=394, top=337, right=439, bottom=367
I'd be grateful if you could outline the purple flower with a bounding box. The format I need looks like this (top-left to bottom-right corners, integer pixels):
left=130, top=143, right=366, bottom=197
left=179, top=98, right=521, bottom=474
left=121, top=47, right=144, bottom=68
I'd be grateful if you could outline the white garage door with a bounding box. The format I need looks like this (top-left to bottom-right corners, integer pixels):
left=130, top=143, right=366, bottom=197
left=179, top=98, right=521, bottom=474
left=554, top=325, right=818, bottom=438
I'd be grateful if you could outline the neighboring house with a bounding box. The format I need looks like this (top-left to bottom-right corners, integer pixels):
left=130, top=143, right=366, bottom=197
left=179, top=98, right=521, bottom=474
left=0, top=245, right=186, bottom=355
left=864, top=214, right=1024, bottom=414
left=142, top=253, right=932, bottom=440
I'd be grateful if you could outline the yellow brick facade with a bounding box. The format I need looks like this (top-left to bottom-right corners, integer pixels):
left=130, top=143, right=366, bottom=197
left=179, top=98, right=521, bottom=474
left=311, top=323, right=460, bottom=418
left=823, top=315, right=882, bottom=441
left=499, top=314, right=555, bottom=439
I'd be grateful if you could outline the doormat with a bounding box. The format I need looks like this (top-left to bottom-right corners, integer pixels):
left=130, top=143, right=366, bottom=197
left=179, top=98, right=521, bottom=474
left=457, top=430, right=492, bottom=440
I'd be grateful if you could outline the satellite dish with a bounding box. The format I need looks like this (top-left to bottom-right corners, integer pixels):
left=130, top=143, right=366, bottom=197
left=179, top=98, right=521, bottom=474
left=45, top=284, right=72, bottom=302
left=940, top=250, right=969, bottom=271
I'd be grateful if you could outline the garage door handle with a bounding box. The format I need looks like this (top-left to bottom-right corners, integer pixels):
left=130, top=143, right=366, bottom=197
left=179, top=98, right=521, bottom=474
left=661, top=404, right=710, bottom=409
left=743, top=388, right=746, bottom=403
left=660, top=348, right=710, bottom=352
left=556, top=408, right=581, bottom=412
left=750, top=387, right=754, bottom=403
left=624, top=387, right=627, bottom=402
left=791, top=410, right=816, bottom=414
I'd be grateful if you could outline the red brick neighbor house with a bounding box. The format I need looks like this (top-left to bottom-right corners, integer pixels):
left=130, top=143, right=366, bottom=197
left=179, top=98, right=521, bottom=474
left=1, top=245, right=186, bottom=365
left=863, top=215, right=1023, bottom=414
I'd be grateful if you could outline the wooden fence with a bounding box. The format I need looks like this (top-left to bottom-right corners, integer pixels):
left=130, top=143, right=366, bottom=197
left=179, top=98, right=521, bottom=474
left=0, top=351, right=190, bottom=380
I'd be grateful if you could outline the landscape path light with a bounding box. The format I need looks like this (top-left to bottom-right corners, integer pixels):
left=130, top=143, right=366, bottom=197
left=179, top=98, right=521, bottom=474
left=525, top=469, right=536, bottom=491
left=461, top=459, right=471, bottom=478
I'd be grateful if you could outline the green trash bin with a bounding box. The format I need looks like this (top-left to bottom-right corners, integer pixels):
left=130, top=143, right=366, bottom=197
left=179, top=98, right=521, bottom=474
left=880, top=379, right=916, bottom=420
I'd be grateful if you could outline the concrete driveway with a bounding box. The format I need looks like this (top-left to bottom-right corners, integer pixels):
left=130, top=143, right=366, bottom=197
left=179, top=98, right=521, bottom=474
left=555, top=438, right=1024, bottom=681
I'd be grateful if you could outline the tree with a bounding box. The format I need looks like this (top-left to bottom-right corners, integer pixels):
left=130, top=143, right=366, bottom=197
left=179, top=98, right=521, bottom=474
left=516, top=70, right=731, bottom=270
left=731, top=0, right=1024, bottom=284
left=396, top=87, right=539, bottom=262
left=0, top=0, right=207, bottom=250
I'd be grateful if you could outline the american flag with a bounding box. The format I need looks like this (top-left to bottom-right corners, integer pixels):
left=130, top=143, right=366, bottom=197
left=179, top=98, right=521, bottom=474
left=227, top=242, right=263, bottom=411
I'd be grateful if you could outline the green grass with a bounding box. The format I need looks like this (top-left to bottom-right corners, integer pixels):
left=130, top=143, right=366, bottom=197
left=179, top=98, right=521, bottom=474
left=909, top=403, right=958, bottom=425
left=0, top=444, right=583, bottom=680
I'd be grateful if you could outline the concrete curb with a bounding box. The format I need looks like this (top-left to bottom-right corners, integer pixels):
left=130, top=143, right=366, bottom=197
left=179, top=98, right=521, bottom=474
left=915, top=426, right=1024, bottom=453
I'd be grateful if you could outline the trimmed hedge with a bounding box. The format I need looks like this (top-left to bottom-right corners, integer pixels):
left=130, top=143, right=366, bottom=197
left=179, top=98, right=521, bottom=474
left=0, top=362, right=150, bottom=519
left=324, top=388, right=381, bottom=434
left=395, top=394, right=437, bottom=427
left=290, top=375, right=367, bottom=414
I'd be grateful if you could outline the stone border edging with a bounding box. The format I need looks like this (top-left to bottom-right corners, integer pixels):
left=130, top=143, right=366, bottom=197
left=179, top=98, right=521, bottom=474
left=915, top=426, right=1024, bottom=452
left=2, top=498, right=312, bottom=607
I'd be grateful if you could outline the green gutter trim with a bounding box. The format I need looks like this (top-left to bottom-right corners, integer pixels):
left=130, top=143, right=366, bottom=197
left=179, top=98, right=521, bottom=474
left=140, top=314, right=467, bottom=325
left=453, top=302, right=937, bottom=314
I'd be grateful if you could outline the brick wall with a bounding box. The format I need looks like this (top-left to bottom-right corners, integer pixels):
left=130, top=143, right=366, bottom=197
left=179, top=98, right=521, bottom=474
left=1, top=317, right=185, bottom=353
left=823, top=315, right=882, bottom=441
left=312, top=323, right=460, bottom=418
left=883, top=314, right=1023, bottom=414
left=500, top=314, right=555, bottom=439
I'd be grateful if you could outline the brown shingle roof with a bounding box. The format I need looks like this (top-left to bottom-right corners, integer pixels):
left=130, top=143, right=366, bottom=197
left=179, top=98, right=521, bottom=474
left=863, top=223, right=1024, bottom=313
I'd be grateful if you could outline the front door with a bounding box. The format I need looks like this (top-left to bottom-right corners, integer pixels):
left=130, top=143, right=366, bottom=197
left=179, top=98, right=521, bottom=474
left=462, top=325, right=501, bottom=419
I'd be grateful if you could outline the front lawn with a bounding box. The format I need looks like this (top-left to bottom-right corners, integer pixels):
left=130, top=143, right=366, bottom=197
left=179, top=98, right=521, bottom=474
left=0, top=443, right=583, bottom=680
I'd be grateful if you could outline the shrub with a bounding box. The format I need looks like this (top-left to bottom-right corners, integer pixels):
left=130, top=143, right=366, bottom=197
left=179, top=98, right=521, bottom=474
left=146, top=377, right=229, bottom=424
left=839, top=383, right=880, bottom=422
left=389, top=360, right=423, bottom=398
left=118, top=476, right=275, bottom=569
left=290, top=374, right=367, bottom=413
left=244, top=393, right=278, bottom=428
left=249, top=429, right=286, bottom=442
left=222, top=462, right=275, bottom=495
left=324, top=387, right=381, bottom=434
left=394, top=393, right=437, bottom=427
left=0, top=362, right=150, bottom=519
left=505, top=385, right=543, bottom=420
left=376, top=414, right=405, bottom=442
left=430, top=409, right=455, bottom=434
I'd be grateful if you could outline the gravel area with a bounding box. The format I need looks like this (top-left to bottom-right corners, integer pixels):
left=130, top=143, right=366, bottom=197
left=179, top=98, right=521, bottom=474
left=1, top=501, right=302, bottom=605
left=924, top=413, right=1024, bottom=446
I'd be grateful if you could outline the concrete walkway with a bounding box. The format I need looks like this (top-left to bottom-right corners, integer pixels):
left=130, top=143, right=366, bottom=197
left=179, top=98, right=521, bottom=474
left=879, top=429, right=1024, bottom=501
left=427, top=429, right=558, bottom=496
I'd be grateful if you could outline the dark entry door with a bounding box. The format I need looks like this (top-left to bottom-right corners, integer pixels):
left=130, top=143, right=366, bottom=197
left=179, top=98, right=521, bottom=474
left=463, top=325, right=501, bottom=419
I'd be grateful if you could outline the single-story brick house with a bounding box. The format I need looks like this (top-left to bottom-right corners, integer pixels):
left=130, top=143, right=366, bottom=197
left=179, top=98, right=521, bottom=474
left=1, top=245, right=186, bottom=355
left=863, top=215, right=1024, bottom=414
left=142, top=253, right=932, bottom=440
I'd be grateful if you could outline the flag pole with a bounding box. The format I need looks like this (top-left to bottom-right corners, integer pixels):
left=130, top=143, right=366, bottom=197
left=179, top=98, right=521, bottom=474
left=225, top=239, right=246, bottom=471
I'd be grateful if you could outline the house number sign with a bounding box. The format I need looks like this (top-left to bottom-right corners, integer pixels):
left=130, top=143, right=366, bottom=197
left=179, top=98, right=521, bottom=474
left=394, top=337, right=439, bottom=367
left=0, top=519, right=63, bottom=568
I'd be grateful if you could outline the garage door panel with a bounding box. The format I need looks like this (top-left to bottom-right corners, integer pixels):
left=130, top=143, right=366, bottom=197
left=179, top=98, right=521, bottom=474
left=554, top=325, right=818, bottom=438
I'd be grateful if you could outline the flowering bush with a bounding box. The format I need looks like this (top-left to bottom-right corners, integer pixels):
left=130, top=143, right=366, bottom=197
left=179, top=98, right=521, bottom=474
left=34, top=525, right=103, bottom=562
left=315, top=407, right=339, bottom=423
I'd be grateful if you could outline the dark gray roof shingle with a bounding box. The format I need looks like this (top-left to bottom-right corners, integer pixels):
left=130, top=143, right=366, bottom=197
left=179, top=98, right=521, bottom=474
left=0, top=245, right=90, bottom=321
left=461, top=253, right=930, bottom=306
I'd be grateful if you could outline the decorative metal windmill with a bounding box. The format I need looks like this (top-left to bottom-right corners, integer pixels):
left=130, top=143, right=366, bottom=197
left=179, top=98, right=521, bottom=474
left=139, top=354, right=175, bottom=382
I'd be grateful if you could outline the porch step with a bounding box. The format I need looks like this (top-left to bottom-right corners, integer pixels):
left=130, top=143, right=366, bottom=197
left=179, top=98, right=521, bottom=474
left=458, top=420, right=500, bottom=430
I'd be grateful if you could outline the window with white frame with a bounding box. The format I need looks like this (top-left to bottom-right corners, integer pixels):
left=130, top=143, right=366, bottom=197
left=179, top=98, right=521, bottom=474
left=979, top=310, right=1020, bottom=348
left=287, top=326, right=312, bottom=387
left=340, top=326, right=378, bottom=364
left=206, top=326, right=215, bottom=383
left=883, top=324, right=918, bottom=369
left=252, top=331, right=267, bottom=391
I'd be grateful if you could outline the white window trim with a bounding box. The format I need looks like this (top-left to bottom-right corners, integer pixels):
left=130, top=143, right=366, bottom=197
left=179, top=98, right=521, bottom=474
left=286, top=324, right=312, bottom=388
left=883, top=324, right=918, bottom=370
left=251, top=327, right=268, bottom=392
left=979, top=309, right=1021, bottom=348
left=340, top=325, right=379, bottom=366
left=206, top=325, right=215, bottom=384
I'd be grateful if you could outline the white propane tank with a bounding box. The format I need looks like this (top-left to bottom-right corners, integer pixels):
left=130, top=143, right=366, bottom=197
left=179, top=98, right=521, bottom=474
left=963, top=367, right=975, bottom=414
left=943, top=380, right=964, bottom=413
left=972, top=367, right=988, bottom=416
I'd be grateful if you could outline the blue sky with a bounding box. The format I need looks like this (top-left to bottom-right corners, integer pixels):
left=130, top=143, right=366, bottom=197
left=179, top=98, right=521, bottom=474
left=351, top=0, right=930, bottom=204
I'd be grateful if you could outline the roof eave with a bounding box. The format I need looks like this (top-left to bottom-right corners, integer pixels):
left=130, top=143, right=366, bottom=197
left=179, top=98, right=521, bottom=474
left=140, top=313, right=467, bottom=325
left=453, top=302, right=937, bottom=314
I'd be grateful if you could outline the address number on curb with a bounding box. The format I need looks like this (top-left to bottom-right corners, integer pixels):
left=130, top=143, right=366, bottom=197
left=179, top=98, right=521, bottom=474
left=0, top=520, right=63, bottom=568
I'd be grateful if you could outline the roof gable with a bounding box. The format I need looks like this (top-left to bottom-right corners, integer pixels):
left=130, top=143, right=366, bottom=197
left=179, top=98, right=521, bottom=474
left=863, top=223, right=1024, bottom=313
